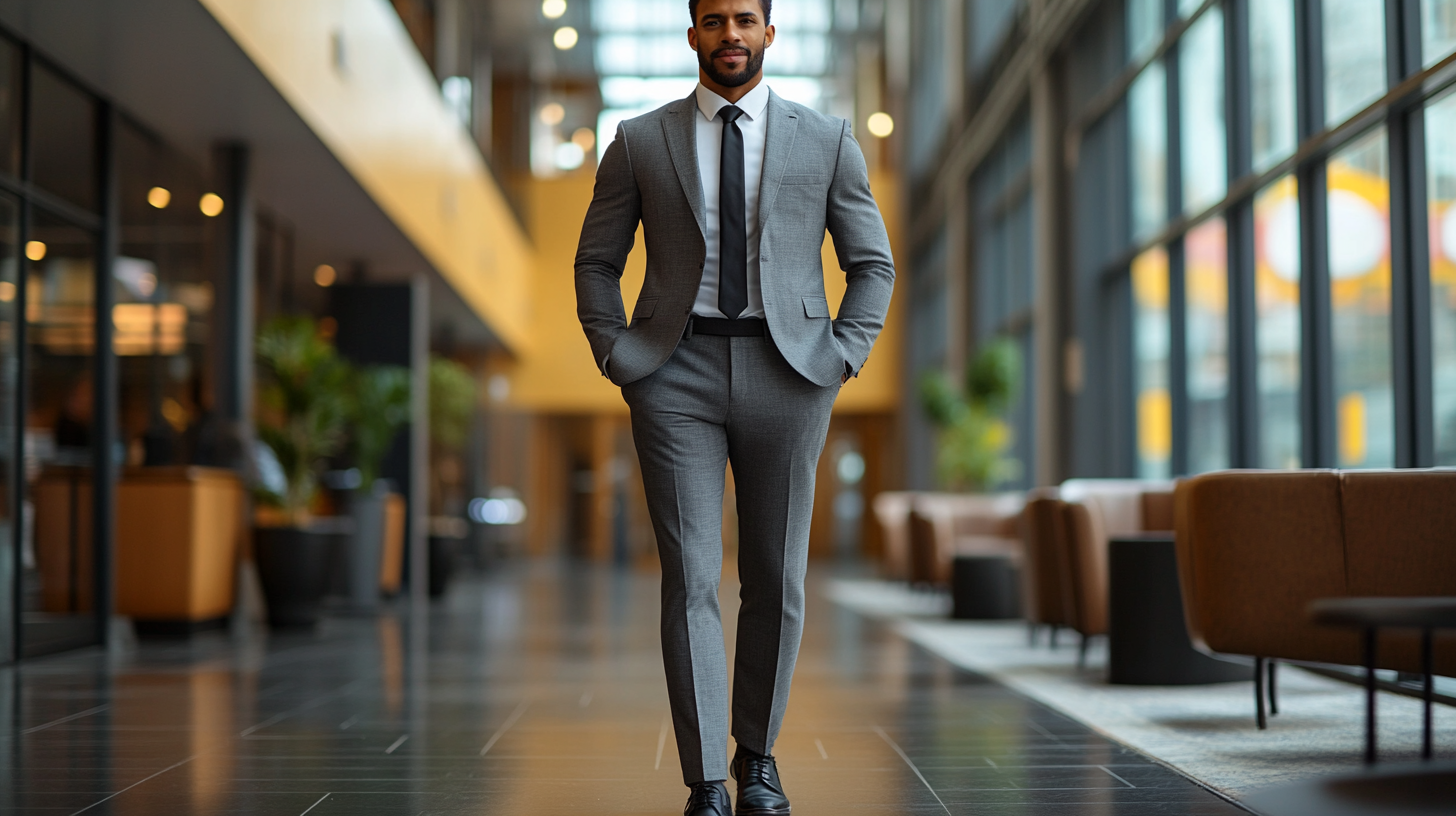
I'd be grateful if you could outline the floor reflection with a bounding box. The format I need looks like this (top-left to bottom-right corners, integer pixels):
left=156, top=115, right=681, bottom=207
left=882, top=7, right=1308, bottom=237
left=0, top=561, right=1245, bottom=814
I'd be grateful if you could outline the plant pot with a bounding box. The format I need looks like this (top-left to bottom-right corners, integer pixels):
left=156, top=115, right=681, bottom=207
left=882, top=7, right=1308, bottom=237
left=347, top=484, right=389, bottom=612
left=428, top=536, right=457, bottom=598
left=253, top=526, right=331, bottom=628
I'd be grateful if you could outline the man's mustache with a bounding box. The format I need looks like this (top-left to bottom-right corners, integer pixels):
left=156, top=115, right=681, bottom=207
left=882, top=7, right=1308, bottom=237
left=712, top=46, right=751, bottom=58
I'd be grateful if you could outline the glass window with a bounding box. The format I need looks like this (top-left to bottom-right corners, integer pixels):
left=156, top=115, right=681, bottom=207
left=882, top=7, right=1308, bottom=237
left=1185, top=217, right=1229, bottom=473
left=1250, top=0, right=1297, bottom=171
left=1254, top=177, right=1302, bottom=468
left=0, top=38, right=20, bottom=179
left=1130, top=63, right=1168, bottom=242
left=1180, top=6, right=1226, bottom=214
left=23, top=213, right=100, bottom=652
left=116, top=120, right=216, bottom=468
left=1327, top=128, right=1392, bottom=468
left=29, top=64, right=99, bottom=212
left=1177, top=0, right=1204, bottom=18
left=1323, top=0, right=1387, bottom=128
left=1427, top=90, right=1456, bottom=463
left=1134, top=246, right=1171, bottom=478
left=1425, top=0, right=1456, bottom=67
left=1127, top=0, right=1163, bottom=61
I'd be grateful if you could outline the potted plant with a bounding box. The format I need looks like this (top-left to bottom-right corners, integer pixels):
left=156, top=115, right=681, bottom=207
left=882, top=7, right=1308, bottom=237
left=344, top=364, right=410, bottom=611
left=427, top=356, right=476, bottom=596
left=919, top=338, right=1023, bottom=492
left=253, top=316, right=349, bottom=627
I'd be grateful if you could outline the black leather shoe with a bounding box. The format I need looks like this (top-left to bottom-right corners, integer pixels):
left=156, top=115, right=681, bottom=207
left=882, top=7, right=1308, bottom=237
left=731, top=745, right=791, bottom=815
left=684, top=781, right=733, bottom=816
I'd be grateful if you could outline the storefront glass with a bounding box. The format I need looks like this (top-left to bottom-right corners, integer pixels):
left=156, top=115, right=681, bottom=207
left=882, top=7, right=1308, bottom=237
left=116, top=120, right=215, bottom=468
left=23, top=212, right=99, bottom=654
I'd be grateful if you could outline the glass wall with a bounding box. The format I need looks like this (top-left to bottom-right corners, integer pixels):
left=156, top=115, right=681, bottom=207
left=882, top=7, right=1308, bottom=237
left=1328, top=128, right=1393, bottom=468
left=1255, top=177, right=1302, bottom=468
left=1179, top=6, right=1225, bottom=214
left=1322, top=0, right=1387, bottom=127
left=1184, top=217, right=1229, bottom=473
left=902, top=0, right=1456, bottom=484
left=1428, top=89, right=1456, bottom=463
left=1105, top=0, right=1450, bottom=474
left=116, top=120, right=215, bottom=469
left=1129, top=64, right=1168, bottom=242
left=1249, top=0, right=1297, bottom=172
left=1423, top=0, right=1456, bottom=67
left=1133, top=246, right=1170, bottom=478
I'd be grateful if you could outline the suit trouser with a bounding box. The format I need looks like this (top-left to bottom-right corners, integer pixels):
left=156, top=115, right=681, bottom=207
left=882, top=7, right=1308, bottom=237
left=621, top=331, right=839, bottom=785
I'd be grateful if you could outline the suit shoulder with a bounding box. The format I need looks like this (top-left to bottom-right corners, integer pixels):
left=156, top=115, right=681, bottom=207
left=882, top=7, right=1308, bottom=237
left=617, top=98, right=688, bottom=135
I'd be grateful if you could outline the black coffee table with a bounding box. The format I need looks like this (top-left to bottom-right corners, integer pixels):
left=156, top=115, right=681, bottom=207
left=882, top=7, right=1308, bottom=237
left=1308, top=596, right=1456, bottom=764
left=1107, top=534, right=1250, bottom=685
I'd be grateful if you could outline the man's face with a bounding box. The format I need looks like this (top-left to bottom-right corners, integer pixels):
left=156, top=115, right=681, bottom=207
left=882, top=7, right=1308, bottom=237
left=688, top=0, right=774, bottom=88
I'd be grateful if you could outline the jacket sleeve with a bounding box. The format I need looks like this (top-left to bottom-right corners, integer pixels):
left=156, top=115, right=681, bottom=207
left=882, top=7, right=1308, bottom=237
left=825, top=119, right=895, bottom=377
left=575, top=124, right=643, bottom=377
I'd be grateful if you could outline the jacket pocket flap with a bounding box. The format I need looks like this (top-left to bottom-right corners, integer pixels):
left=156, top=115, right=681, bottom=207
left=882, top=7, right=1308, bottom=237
left=632, top=298, right=658, bottom=319
left=802, top=296, right=831, bottom=318
left=781, top=174, right=820, bottom=185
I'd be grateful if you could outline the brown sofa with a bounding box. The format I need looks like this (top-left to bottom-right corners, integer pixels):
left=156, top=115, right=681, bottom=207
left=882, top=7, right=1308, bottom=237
left=1017, top=480, right=1173, bottom=656
left=907, top=493, right=1024, bottom=586
left=871, top=491, right=917, bottom=580
left=1175, top=469, right=1456, bottom=722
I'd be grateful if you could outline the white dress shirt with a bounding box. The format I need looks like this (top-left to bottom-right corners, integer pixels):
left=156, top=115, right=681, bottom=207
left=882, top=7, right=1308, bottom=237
left=693, top=82, right=770, bottom=319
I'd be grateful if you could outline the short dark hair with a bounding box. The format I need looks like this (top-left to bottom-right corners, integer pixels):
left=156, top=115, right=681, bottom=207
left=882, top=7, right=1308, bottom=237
left=689, top=0, right=772, bottom=27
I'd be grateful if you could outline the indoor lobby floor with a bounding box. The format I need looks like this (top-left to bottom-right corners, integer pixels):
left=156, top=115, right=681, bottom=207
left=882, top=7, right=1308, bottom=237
left=1, top=561, right=1249, bottom=815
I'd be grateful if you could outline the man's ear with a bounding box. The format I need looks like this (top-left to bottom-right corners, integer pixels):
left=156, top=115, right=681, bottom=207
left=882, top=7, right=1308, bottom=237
left=687, top=26, right=698, bottom=51
left=764, top=25, right=774, bottom=47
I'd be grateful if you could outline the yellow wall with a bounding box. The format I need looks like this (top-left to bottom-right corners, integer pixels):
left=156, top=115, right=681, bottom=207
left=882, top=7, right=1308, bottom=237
left=199, top=0, right=534, bottom=353
left=510, top=168, right=904, bottom=414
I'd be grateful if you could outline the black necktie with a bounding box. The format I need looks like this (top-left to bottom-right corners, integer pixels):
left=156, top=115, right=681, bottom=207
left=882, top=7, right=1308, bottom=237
left=717, top=105, right=747, bottom=319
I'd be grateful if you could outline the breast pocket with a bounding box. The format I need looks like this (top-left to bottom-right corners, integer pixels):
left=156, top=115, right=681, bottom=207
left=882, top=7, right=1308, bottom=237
left=781, top=174, right=821, bottom=186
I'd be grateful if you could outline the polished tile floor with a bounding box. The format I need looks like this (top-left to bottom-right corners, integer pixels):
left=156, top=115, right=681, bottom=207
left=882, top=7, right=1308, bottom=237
left=1, top=562, right=1249, bottom=814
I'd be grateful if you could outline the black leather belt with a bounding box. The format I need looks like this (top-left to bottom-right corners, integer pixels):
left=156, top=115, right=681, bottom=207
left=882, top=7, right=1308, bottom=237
left=687, top=316, right=764, bottom=337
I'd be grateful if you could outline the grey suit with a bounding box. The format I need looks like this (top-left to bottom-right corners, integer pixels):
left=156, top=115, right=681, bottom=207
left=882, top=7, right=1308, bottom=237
left=575, top=90, right=894, bottom=784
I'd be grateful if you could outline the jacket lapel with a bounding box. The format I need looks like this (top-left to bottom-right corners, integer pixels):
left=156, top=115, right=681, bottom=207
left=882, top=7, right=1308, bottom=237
left=662, top=93, right=706, bottom=239
left=757, top=90, right=799, bottom=232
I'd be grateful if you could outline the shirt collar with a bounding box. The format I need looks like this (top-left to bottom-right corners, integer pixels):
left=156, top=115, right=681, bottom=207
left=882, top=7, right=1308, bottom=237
left=695, top=81, right=771, bottom=123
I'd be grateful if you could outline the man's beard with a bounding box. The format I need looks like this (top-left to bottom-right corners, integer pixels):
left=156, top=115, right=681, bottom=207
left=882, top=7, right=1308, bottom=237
left=698, top=43, right=765, bottom=87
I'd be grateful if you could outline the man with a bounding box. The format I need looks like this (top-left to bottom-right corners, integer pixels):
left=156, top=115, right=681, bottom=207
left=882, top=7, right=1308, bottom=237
left=575, top=1, right=894, bottom=813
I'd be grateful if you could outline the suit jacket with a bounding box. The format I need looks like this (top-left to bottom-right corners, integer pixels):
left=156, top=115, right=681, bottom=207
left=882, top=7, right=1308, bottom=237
left=575, top=89, right=895, bottom=388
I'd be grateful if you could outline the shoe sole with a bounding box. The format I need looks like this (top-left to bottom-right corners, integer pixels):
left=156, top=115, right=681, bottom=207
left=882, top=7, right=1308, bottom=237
left=737, top=809, right=790, bottom=816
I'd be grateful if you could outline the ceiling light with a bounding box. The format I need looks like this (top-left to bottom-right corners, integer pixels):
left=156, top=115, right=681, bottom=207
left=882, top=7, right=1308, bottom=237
left=571, top=127, right=596, bottom=151
left=553, top=26, right=579, bottom=50
left=542, top=0, right=567, bottom=19
left=25, top=240, right=45, bottom=261
left=147, top=187, right=171, bottom=209
left=199, top=193, right=225, bottom=217
left=539, top=102, right=566, bottom=126
left=867, top=112, right=894, bottom=138
left=314, top=264, right=337, bottom=287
